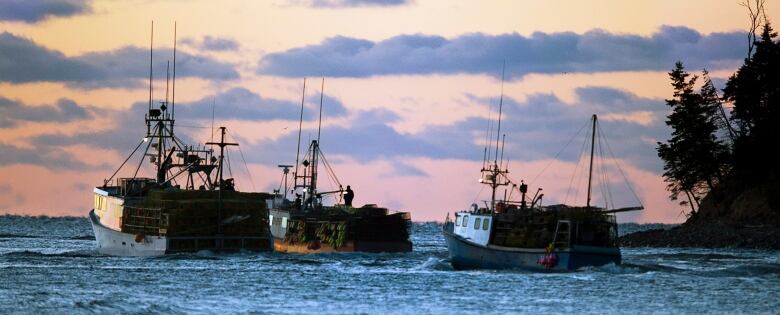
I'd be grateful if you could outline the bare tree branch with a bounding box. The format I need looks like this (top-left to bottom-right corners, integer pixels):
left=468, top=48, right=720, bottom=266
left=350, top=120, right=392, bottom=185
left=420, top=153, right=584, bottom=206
left=740, top=0, right=766, bottom=59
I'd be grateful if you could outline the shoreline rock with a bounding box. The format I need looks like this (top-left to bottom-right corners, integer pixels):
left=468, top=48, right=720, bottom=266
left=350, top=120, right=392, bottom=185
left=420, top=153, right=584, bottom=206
left=619, top=223, right=780, bottom=249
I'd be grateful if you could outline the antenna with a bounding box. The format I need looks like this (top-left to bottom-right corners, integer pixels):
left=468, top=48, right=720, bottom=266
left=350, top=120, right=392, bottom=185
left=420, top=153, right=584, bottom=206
left=148, top=21, right=154, bottom=112
left=499, top=133, right=506, bottom=169
left=172, top=21, right=177, bottom=118
left=165, top=61, right=170, bottom=106
left=294, top=78, right=307, bottom=188
left=482, top=103, right=493, bottom=169
left=494, top=61, right=505, bottom=167
left=211, top=97, right=216, bottom=143
left=317, top=77, right=325, bottom=144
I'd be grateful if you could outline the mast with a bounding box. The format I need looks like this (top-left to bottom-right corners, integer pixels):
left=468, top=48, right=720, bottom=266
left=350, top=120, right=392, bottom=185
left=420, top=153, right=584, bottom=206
left=490, top=62, right=506, bottom=211
left=309, top=77, right=325, bottom=205
left=148, top=21, right=153, bottom=113
left=206, top=127, right=238, bottom=188
left=586, top=114, right=597, bottom=209
left=294, top=78, right=306, bottom=190
left=171, top=22, right=177, bottom=119
left=317, top=77, right=325, bottom=144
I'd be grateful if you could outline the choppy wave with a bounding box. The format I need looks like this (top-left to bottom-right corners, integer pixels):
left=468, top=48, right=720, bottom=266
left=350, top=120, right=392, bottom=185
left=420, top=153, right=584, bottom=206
left=1, top=217, right=779, bottom=314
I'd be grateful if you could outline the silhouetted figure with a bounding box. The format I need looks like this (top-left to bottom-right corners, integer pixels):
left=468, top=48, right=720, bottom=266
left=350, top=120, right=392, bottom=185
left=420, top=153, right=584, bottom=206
left=344, top=185, right=354, bottom=207
left=294, top=194, right=302, bottom=208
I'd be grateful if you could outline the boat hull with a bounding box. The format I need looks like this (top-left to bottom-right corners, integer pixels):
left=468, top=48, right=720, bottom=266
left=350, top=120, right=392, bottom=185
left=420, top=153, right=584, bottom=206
left=90, top=209, right=273, bottom=256
left=89, top=209, right=167, bottom=256
left=273, top=238, right=412, bottom=253
left=443, top=229, right=620, bottom=271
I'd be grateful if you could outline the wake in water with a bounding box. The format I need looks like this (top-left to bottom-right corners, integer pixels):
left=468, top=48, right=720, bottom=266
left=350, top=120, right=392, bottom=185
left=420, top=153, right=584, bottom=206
left=0, top=217, right=778, bottom=314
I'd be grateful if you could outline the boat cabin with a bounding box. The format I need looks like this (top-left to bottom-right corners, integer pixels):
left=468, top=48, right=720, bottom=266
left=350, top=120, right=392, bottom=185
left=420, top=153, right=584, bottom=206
left=452, top=212, right=493, bottom=246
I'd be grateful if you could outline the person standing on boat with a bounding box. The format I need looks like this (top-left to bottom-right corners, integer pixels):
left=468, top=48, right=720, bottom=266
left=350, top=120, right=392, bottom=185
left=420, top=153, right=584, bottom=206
left=344, top=185, right=354, bottom=207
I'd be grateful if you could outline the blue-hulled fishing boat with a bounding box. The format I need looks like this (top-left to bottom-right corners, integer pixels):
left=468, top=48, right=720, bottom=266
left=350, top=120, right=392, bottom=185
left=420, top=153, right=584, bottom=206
left=443, top=86, right=643, bottom=271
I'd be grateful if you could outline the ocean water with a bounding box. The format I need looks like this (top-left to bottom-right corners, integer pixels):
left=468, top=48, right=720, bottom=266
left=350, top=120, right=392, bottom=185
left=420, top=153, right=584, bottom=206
left=0, top=216, right=778, bottom=314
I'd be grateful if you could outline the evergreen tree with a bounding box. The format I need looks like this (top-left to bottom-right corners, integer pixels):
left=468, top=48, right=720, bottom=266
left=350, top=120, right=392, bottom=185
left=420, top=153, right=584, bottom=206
left=657, top=62, right=729, bottom=213
left=723, top=22, right=780, bottom=179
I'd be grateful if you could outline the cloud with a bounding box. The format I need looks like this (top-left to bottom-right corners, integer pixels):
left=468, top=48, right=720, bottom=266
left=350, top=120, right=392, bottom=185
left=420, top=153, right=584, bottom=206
left=0, top=143, right=97, bottom=170
left=181, top=36, right=240, bottom=52
left=306, top=0, right=411, bottom=8
left=244, top=86, right=668, bottom=176
left=0, top=97, right=92, bottom=128
left=174, top=87, right=347, bottom=121
left=23, top=87, right=347, bottom=170
left=384, top=161, right=428, bottom=177
left=0, top=0, right=91, bottom=23
left=258, top=26, right=744, bottom=78
left=0, top=32, right=101, bottom=83
left=0, top=32, right=239, bottom=87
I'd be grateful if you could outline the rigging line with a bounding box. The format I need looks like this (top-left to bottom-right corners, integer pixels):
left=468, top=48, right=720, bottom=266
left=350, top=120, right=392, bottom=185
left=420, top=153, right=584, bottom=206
left=318, top=150, right=338, bottom=190
left=529, top=119, right=590, bottom=186
left=599, top=123, right=644, bottom=207
left=225, top=148, right=233, bottom=179
left=174, top=124, right=210, bottom=129
left=317, top=148, right=341, bottom=187
left=472, top=184, right=487, bottom=206
left=563, top=124, right=591, bottom=204
left=598, top=127, right=615, bottom=210
left=227, top=129, right=256, bottom=192
left=596, top=130, right=609, bottom=209
left=133, top=124, right=158, bottom=180
left=105, top=138, right=146, bottom=185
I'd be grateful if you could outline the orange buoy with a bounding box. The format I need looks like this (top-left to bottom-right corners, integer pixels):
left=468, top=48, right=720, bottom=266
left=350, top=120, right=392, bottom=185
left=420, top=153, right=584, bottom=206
left=134, top=233, right=144, bottom=243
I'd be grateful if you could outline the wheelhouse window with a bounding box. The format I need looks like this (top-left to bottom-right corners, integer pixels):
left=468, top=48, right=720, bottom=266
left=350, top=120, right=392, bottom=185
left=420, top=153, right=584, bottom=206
left=482, top=218, right=489, bottom=230
left=462, top=216, right=468, bottom=228
left=474, top=218, right=481, bottom=230
left=455, top=216, right=462, bottom=226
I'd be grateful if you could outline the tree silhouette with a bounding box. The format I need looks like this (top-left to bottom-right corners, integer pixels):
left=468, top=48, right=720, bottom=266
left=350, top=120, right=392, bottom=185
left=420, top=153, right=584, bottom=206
left=723, top=22, right=780, bottom=180
left=657, top=62, right=729, bottom=214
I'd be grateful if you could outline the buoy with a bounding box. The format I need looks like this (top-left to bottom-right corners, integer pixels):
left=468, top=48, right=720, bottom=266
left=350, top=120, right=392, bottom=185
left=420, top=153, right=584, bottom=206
left=307, top=240, right=321, bottom=250
left=134, top=233, right=145, bottom=243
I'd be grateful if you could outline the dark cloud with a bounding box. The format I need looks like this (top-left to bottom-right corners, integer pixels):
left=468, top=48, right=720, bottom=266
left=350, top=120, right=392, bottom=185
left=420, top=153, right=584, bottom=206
left=174, top=87, right=347, bottom=122
left=23, top=87, right=346, bottom=171
left=0, top=0, right=91, bottom=23
left=181, top=36, right=240, bottom=52
left=0, top=32, right=101, bottom=83
left=0, top=97, right=92, bottom=128
left=0, top=143, right=100, bottom=170
left=415, top=87, right=669, bottom=172
left=0, top=32, right=239, bottom=87
left=307, top=0, right=410, bottom=8
left=385, top=161, right=428, bottom=177
left=258, top=26, right=744, bottom=78
left=245, top=87, right=668, bottom=177
left=201, top=36, right=239, bottom=51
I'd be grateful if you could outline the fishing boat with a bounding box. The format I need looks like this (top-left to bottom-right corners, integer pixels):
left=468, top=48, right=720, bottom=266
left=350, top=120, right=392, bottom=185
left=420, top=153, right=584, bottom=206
left=267, top=78, right=412, bottom=253
left=89, top=23, right=272, bottom=256
left=443, top=74, right=642, bottom=271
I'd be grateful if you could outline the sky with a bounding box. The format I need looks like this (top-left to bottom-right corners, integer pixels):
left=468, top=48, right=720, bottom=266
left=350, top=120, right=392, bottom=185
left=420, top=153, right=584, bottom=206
left=0, top=0, right=776, bottom=222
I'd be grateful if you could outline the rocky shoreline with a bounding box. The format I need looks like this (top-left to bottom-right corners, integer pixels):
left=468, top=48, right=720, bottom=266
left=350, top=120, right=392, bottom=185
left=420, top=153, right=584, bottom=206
left=619, top=223, right=780, bottom=250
